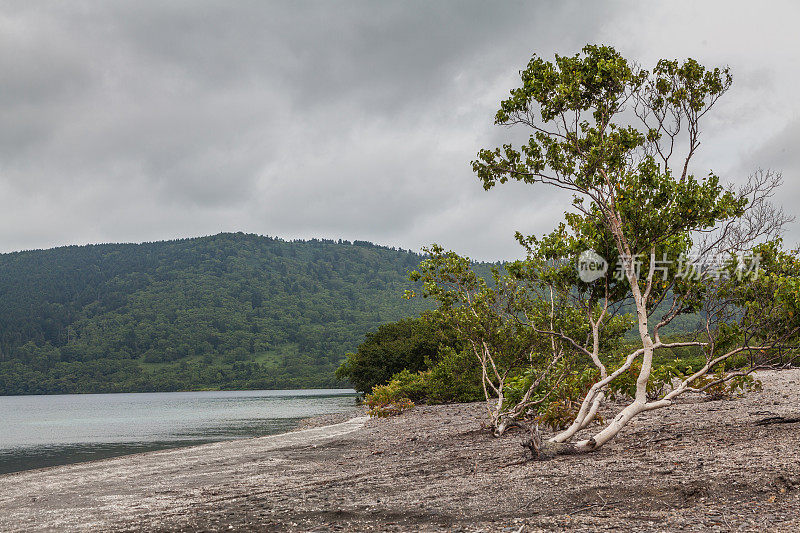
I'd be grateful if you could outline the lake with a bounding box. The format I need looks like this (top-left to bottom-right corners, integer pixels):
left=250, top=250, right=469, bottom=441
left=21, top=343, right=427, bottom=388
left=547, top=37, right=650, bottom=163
left=0, top=389, right=358, bottom=475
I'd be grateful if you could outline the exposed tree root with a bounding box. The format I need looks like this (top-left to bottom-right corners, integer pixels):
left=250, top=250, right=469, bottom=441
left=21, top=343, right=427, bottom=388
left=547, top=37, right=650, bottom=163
left=520, top=424, right=596, bottom=460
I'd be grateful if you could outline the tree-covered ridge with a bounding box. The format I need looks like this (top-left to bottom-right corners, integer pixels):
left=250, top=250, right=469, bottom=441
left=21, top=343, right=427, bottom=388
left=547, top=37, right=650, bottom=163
left=0, top=233, right=432, bottom=395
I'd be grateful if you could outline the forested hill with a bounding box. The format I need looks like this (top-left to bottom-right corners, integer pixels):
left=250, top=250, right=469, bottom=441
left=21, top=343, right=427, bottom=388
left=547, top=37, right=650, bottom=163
left=0, top=233, right=432, bottom=395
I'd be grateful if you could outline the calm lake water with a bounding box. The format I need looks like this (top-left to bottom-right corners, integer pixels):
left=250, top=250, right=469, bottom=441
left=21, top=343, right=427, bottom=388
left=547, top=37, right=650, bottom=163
left=0, top=389, right=357, bottom=475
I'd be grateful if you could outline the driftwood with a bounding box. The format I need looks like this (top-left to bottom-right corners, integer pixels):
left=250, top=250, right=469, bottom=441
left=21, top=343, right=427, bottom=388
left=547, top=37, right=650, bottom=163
left=755, top=415, right=800, bottom=426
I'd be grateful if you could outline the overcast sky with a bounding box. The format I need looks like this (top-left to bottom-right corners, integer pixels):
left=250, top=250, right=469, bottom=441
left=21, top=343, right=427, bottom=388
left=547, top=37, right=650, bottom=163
left=1, top=1, right=799, bottom=260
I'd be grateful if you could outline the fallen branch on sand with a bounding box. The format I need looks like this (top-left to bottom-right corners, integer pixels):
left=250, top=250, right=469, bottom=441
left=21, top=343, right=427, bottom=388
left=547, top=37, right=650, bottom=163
left=755, top=416, right=800, bottom=426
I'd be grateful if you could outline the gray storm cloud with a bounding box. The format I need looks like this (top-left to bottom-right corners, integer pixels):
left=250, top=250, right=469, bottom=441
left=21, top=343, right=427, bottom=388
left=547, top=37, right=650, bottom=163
left=0, top=1, right=798, bottom=259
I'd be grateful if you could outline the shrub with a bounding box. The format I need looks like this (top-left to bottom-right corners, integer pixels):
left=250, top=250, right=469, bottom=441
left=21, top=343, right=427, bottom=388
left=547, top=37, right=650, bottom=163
left=691, top=370, right=762, bottom=400
left=366, top=397, right=415, bottom=418
left=367, top=369, right=427, bottom=402
left=608, top=356, right=762, bottom=402
left=335, top=315, right=459, bottom=394
left=505, top=363, right=601, bottom=431
left=608, top=358, right=694, bottom=402
left=363, top=347, right=485, bottom=417
left=364, top=370, right=425, bottom=417
left=423, top=347, right=483, bottom=404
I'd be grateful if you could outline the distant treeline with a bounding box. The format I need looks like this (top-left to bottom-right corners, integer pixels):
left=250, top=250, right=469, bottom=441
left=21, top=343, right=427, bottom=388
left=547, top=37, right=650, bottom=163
left=0, top=233, right=434, bottom=395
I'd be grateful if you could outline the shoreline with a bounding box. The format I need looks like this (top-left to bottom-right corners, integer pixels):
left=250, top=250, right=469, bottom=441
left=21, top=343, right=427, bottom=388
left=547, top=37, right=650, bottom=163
left=293, top=404, right=366, bottom=431
left=1, top=370, right=799, bottom=531
left=0, top=390, right=361, bottom=477
left=0, top=387, right=357, bottom=398
left=0, top=407, right=361, bottom=480
left=0, top=415, right=370, bottom=532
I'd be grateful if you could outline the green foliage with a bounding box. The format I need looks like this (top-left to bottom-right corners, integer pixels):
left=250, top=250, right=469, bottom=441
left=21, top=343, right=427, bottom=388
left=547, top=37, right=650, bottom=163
left=607, top=352, right=763, bottom=402
left=366, top=397, right=415, bottom=418
left=364, top=370, right=423, bottom=417
left=363, top=346, right=485, bottom=411
left=0, top=233, right=432, bottom=395
left=726, top=241, right=800, bottom=339
left=367, top=369, right=427, bottom=403
left=691, top=370, right=762, bottom=400
left=423, top=346, right=484, bottom=403
left=506, top=362, right=600, bottom=430
left=608, top=357, right=695, bottom=402
left=473, top=45, right=744, bottom=317
left=334, top=314, right=454, bottom=395
left=464, top=44, right=792, bottom=427
left=409, top=244, right=565, bottom=381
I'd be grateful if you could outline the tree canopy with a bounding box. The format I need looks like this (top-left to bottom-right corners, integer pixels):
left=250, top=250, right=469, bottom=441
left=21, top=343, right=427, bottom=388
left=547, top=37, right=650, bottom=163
left=334, top=315, right=449, bottom=395
left=412, top=45, right=798, bottom=453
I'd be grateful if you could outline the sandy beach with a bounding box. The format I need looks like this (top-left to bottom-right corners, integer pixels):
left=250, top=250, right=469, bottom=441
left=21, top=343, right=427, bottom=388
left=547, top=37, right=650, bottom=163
left=2, top=370, right=800, bottom=532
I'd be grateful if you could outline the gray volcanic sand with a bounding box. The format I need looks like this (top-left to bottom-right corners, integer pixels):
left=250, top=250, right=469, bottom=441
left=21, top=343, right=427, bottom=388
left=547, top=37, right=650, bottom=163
left=2, top=370, right=800, bottom=532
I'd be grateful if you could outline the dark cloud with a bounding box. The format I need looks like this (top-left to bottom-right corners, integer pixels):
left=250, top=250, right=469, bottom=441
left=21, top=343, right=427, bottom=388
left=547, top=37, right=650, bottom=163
left=0, top=1, right=798, bottom=259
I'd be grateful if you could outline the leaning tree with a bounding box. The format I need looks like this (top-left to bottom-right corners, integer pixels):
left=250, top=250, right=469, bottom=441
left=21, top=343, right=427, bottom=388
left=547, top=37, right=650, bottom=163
left=424, top=45, right=798, bottom=456
left=409, top=243, right=632, bottom=436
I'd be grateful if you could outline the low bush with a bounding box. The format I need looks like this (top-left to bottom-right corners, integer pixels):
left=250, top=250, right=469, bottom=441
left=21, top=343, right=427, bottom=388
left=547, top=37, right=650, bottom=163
left=423, top=346, right=483, bottom=403
left=365, top=396, right=415, bottom=418
left=336, top=314, right=461, bottom=395
left=691, top=369, right=762, bottom=400
left=364, top=347, right=484, bottom=417
left=505, top=363, right=601, bottom=430
left=608, top=358, right=695, bottom=402
left=608, top=355, right=762, bottom=402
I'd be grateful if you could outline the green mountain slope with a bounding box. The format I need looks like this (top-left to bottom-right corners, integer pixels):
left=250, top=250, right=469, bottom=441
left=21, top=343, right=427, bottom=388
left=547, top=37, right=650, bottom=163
left=0, top=233, right=430, bottom=394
